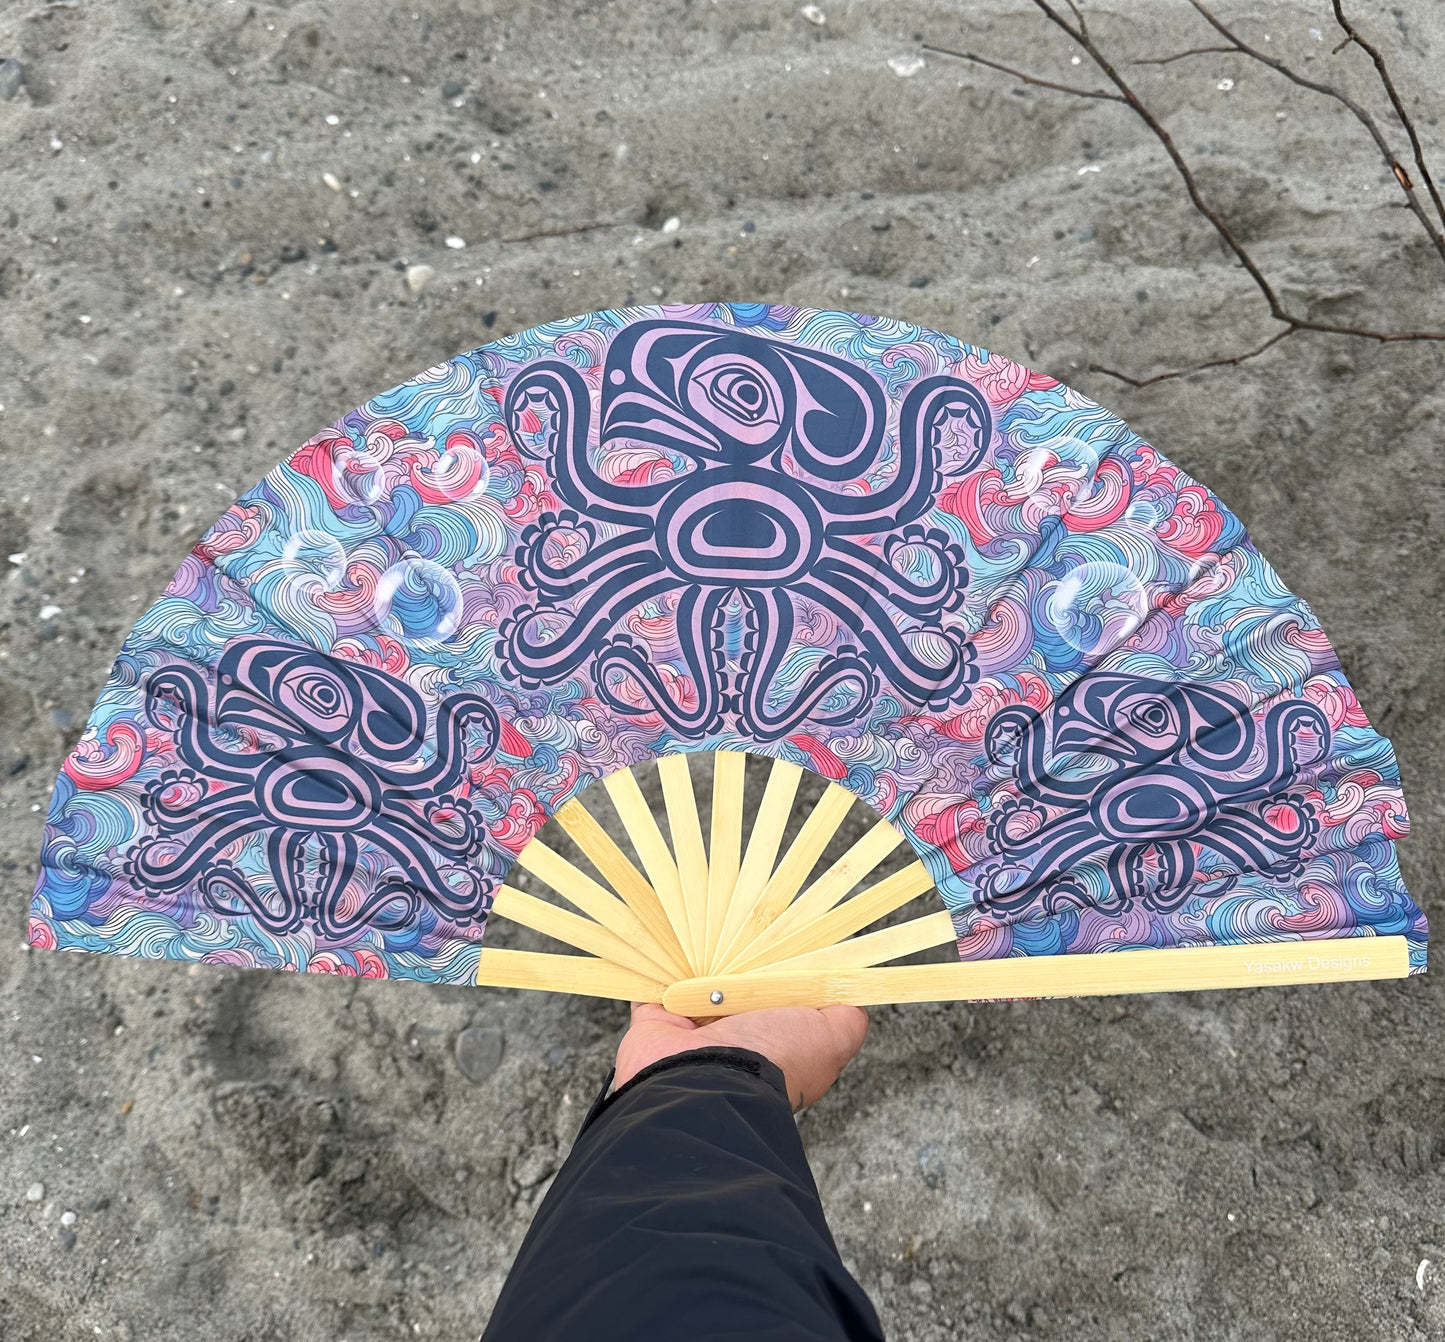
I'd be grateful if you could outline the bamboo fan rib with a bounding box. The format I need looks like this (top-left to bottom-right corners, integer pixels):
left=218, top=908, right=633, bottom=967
left=604, top=767, right=697, bottom=969
left=479, top=751, right=941, bottom=1004
left=705, top=751, right=746, bottom=968
left=550, top=797, right=690, bottom=971
left=477, top=752, right=1412, bottom=1013
left=714, top=757, right=802, bottom=959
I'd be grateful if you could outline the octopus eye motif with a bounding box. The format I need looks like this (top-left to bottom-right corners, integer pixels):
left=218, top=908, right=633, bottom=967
left=498, top=320, right=993, bottom=740
left=981, top=672, right=1331, bottom=914
left=124, top=637, right=500, bottom=939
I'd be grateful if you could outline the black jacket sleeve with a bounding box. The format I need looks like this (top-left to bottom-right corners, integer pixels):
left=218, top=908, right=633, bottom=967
left=480, top=1046, right=883, bottom=1342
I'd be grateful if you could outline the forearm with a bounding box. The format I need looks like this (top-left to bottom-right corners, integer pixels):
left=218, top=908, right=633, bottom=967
left=480, top=1047, right=881, bottom=1342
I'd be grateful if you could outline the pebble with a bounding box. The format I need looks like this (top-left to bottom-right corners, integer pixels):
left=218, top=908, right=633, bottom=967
left=887, top=54, right=925, bottom=78
left=60, top=1210, right=76, bottom=1227
left=26, top=1182, right=44, bottom=1202
left=0, top=59, right=25, bottom=102
left=405, top=263, right=436, bottom=293
left=322, top=172, right=342, bottom=193
left=661, top=216, right=680, bottom=233
left=444, top=235, right=466, bottom=249
left=801, top=4, right=825, bottom=24
left=455, top=1027, right=504, bottom=1084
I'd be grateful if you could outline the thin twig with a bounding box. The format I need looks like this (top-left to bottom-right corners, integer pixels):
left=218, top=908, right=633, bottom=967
left=927, top=0, right=1445, bottom=383
left=1061, top=0, right=1088, bottom=38
left=500, top=221, right=619, bottom=244
left=1090, top=330, right=1290, bottom=387
left=1031, top=0, right=1292, bottom=321
left=1330, top=0, right=1445, bottom=237
left=1180, top=0, right=1445, bottom=264
left=919, top=43, right=1125, bottom=102
left=1132, top=45, right=1235, bottom=65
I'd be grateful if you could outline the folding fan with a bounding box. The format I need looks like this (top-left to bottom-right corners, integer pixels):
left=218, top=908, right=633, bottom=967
left=29, top=303, right=1425, bottom=1015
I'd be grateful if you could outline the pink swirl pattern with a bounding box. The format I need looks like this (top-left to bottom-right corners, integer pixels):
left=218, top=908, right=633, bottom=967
left=28, top=304, right=1424, bottom=983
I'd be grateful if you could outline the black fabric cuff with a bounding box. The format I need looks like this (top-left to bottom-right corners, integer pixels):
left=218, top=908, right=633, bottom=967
left=580, top=1045, right=787, bottom=1136
left=481, top=1042, right=882, bottom=1340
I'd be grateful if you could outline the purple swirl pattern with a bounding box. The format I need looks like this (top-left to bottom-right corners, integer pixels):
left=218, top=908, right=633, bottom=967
left=28, top=303, right=1424, bottom=984
left=500, top=321, right=987, bottom=739
left=126, top=638, right=500, bottom=940
left=981, top=673, right=1329, bottom=915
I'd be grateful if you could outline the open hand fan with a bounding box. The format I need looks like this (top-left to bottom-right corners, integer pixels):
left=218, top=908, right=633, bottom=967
left=30, top=303, right=1425, bottom=1014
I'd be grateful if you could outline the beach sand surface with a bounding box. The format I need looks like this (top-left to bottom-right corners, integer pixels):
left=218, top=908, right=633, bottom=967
left=1, top=2, right=1443, bottom=1338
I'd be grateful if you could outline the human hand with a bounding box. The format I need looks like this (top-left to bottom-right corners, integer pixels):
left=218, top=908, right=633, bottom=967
left=614, top=1001, right=870, bottom=1112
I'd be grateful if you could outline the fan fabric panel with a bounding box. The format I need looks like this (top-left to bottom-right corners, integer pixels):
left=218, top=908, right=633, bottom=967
left=29, top=303, right=1424, bottom=985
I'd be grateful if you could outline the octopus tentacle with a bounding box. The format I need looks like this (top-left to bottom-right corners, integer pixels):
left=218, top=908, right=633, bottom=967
left=817, top=537, right=966, bottom=620
left=307, top=831, right=422, bottom=941
left=200, top=858, right=307, bottom=937
left=147, top=786, right=257, bottom=836
left=735, top=588, right=876, bottom=742
left=127, top=812, right=262, bottom=892
left=508, top=361, right=680, bottom=521
left=370, top=693, right=498, bottom=793
left=498, top=559, right=677, bottom=686
left=518, top=515, right=658, bottom=603
left=793, top=571, right=974, bottom=707
left=812, top=374, right=986, bottom=532
left=361, top=819, right=491, bottom=922
left=594, top=584, right=729, bottom=737
left=145, top=668, right=278, bottom=783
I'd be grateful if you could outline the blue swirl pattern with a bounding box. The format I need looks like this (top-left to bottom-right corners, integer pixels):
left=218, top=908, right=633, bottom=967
left=28, top=304, right=1425, bottom=983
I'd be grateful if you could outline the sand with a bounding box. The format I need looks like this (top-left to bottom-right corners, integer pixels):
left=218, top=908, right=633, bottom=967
left=2, top=1, right=1443, bottom=1338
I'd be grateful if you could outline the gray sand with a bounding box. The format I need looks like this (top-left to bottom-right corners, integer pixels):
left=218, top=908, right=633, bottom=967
left=2, top=2, right=1443, bottom=1338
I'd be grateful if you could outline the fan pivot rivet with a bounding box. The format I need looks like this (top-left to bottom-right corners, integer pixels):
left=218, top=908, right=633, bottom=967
left=709, top=989, right=724, bottom=1005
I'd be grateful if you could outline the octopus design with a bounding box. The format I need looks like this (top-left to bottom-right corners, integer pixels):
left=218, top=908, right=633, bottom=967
left=981, top=673, right=1331, bottom=913
left=498, top=319, right=992, bottom=740
left=126, top=638, right=500, bottom=938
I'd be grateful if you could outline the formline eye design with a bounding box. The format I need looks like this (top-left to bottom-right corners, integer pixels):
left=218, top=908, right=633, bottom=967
left=499, top=320, right=993, bottom=741
left=124, top=638, right=501, bottom=939
left=981, top=673, right=1331, bottom=914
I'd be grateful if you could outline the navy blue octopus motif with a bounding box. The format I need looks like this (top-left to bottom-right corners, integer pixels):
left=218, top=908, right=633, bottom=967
left=498, top=319, right=992, bottom=740
left=126, top=638, right=500, bottom=938
left=981, top=673, right=1331, bottom=914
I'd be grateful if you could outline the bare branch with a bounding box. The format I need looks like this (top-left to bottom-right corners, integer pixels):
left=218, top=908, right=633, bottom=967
left=1132, top=45, right=1235, bottom=66
left=924, top=0, right=1445, bottom=384
left=1090, top=331, right=1292, bottom=387
left=1283, top=319, right=1445, bottom=343
left=1032, top=0, right=1086, bottom=45
left=919, top=43, right=1125, bottom=102
left=1023, top=0, right=1292, bottom=323
left=1331, top=0, right=1445, bottom=237
left=1092, top=322, right=1444, bottom=387
left=1181, top=0, right=1445, bottom=264
left=1060, top=0, right=1088, bottom=39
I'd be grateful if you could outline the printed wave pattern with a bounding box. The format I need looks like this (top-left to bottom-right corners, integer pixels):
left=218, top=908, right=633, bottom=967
left=29, top=303, right=1424, bottom=984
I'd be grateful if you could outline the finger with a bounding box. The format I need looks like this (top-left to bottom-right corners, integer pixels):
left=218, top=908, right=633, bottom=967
left=819, top=1004, right=870, bottom=1065
left=629, top=1000, right=699, bottom=1032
